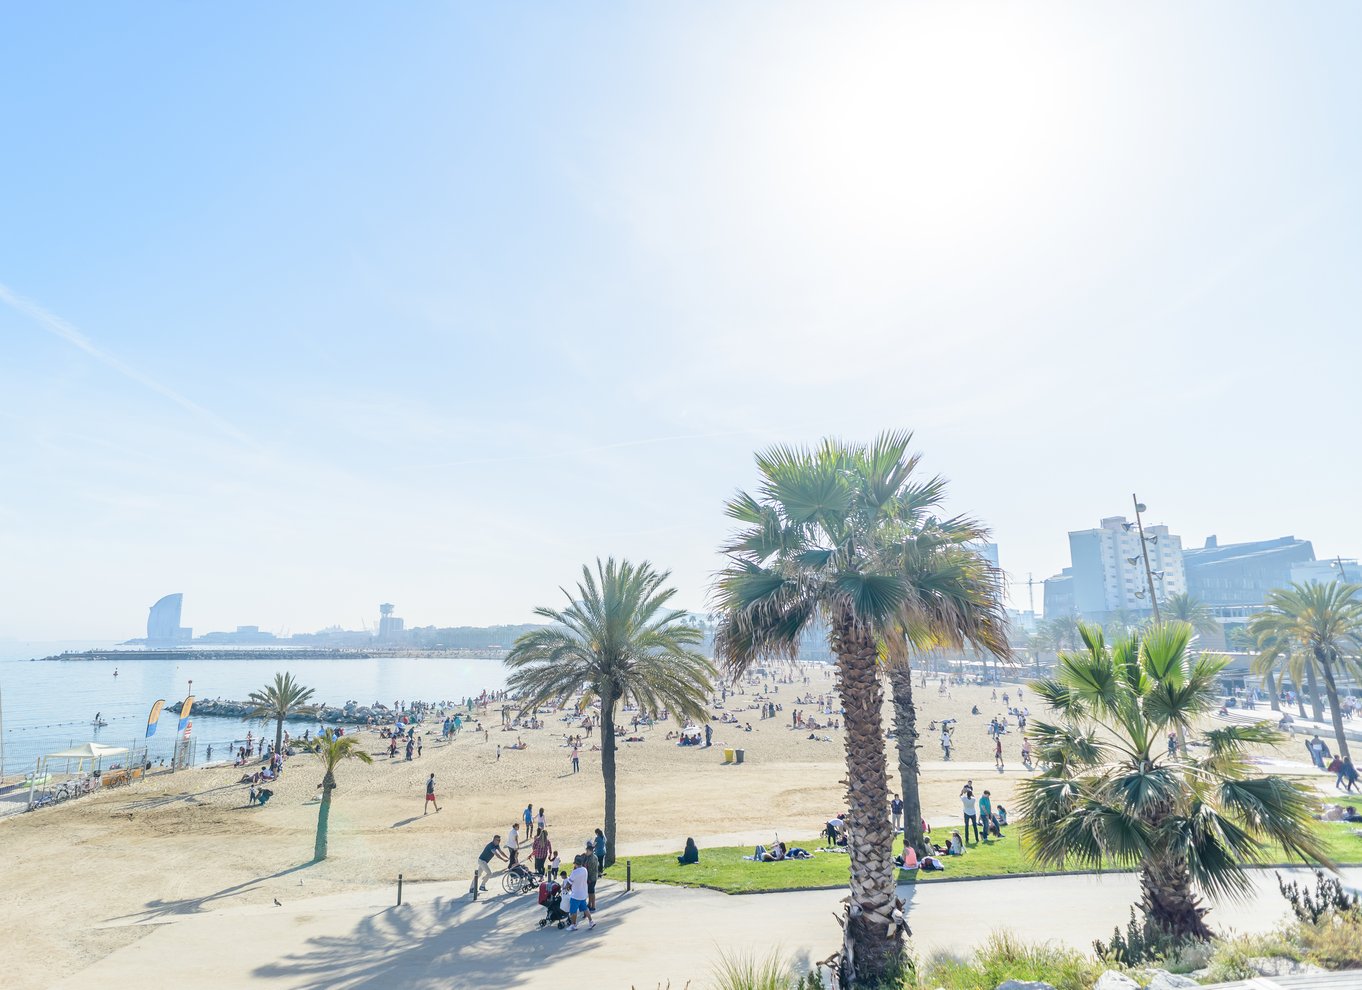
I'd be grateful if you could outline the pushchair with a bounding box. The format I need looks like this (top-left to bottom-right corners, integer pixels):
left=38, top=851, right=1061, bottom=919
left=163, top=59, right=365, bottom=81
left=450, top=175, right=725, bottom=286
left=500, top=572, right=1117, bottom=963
left=537, top=881, right=569, bottom=929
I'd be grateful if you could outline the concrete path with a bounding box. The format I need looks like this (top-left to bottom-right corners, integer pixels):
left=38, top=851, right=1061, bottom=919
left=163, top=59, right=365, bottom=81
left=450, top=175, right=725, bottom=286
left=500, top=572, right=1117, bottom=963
left=55, top=868, right=1362, bottom=990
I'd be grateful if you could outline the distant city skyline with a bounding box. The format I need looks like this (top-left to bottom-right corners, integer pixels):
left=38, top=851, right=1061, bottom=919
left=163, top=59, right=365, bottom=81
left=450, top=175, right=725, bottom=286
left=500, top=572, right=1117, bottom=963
left=3, top=3, right=1360, bottom=639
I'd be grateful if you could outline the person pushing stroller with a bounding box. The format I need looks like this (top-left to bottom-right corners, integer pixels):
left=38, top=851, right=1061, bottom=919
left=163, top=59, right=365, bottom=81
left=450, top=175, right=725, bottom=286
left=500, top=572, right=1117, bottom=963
left=537, top=871, right=570, bottom=930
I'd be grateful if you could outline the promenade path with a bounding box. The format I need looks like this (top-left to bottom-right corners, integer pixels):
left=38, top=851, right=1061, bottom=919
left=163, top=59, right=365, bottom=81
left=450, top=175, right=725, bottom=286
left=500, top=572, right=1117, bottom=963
left=55, top=867, right=1362, bottom=990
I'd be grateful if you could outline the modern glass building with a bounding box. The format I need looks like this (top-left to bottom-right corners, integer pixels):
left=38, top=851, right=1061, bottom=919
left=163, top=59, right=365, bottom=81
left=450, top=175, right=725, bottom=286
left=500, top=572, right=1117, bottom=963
left=146, top=593, right=192, bottom=644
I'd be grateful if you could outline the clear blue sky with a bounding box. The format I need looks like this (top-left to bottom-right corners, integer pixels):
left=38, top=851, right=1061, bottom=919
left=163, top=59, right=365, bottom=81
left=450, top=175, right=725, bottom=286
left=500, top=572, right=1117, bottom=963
left=3, top=3, right=1359, bottom=640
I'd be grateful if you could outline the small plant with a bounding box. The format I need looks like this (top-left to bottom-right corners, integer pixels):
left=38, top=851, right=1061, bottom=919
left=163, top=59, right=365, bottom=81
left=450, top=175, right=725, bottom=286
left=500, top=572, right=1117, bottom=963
left=918, top=930, right=1100, bottom=990
left=1093, top=907, right=1188, bottom=967
left=1296, top=910, right=1362, bottom=970
left=1201, top=930, right=1300, bottom=983
left=1277, top=870, right=1361, bottom=925
left=709, top=950, right=796, bottom=990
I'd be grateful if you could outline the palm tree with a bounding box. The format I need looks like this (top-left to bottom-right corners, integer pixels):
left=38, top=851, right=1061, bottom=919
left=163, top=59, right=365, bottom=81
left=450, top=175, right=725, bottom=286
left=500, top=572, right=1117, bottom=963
left=307, top=729, right=372, bottom=861
left=1248, top=625, right=1310, bottom=718
left=244, top=672, right=317, bottom=756
left=1250, top=581, right=1362, bottom=760
left=1161, top=593, right=1220, bottom=639
left=1034, top=614, right=1081, bottom=659
left=1019, top=621, right=1327, bottom=942
left=712, top=432, right=1008, bottom=986
left=506, top=558, right=713, bottom=868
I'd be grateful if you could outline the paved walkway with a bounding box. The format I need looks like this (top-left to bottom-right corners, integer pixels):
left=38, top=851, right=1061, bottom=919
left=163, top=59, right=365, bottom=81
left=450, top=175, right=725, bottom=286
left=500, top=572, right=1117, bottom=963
left=55, top=868, right=1362, bottom=990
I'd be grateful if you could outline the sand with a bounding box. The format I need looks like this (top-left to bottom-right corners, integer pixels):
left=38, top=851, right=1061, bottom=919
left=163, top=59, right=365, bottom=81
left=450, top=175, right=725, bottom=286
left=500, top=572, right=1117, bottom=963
left=0, top=668, right=1148, bottom=990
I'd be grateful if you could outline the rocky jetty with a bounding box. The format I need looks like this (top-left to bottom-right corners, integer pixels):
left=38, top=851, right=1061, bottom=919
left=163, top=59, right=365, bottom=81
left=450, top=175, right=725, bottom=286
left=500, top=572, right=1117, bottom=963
left=166, top=698, right=390, bottom=724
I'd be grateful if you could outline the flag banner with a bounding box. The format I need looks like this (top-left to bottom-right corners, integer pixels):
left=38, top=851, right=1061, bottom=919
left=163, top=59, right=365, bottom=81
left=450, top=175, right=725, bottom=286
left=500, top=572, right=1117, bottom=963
left=177, top=696, right=195, bottom=733
left=145, top=699, right=165, bottom=738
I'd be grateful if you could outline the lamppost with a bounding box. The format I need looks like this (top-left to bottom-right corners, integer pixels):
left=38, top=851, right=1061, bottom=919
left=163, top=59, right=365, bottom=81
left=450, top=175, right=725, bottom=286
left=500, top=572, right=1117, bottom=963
left=1125, top=494, right=1162, bottom=623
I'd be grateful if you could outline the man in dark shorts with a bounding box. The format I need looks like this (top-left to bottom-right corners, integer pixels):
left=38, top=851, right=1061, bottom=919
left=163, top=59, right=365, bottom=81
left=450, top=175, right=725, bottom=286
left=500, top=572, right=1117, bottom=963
left=582, top=846, right=600, bottom=911
left=424, top=773, right=440, bottom=815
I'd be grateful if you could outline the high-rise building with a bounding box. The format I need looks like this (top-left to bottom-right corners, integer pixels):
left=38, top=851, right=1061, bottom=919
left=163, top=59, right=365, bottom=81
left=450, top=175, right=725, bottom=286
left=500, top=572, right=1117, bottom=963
left=146, top=593, right=192, bottom=645
left=1047, top=516, right=1186, bottom=620
left=1183, top=535, right=1315, bottom=620
left=1289, top=557, right=1357, bottom=588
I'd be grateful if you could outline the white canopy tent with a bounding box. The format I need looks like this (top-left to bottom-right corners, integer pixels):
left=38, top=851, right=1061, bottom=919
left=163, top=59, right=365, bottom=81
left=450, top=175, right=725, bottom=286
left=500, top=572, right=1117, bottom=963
left=28, top=742, right=128, bottom=809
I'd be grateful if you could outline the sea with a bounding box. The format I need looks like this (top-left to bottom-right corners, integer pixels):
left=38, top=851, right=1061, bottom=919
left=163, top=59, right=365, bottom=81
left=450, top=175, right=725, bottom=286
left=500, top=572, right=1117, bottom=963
left=0, top=642, right=507, bottom=779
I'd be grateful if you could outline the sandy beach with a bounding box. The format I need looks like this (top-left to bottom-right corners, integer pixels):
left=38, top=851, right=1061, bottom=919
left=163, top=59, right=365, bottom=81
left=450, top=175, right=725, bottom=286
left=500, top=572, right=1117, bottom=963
left=0, top=667, right=1239, bottom=989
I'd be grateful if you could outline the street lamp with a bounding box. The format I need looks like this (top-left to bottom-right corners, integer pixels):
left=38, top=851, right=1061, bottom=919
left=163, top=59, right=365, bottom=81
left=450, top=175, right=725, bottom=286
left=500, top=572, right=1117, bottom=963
left=1131, top=493, right=1162, bottom=624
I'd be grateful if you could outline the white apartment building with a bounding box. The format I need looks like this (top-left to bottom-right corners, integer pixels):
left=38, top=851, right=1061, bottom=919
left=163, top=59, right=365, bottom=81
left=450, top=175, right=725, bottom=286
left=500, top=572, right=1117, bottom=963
left=1067, top=516, right=1187, bottom=617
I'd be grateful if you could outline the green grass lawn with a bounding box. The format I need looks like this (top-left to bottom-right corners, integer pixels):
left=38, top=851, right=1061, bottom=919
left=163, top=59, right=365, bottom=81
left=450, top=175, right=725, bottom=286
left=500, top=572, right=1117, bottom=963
left=624, top=822, right=1362, bottom=895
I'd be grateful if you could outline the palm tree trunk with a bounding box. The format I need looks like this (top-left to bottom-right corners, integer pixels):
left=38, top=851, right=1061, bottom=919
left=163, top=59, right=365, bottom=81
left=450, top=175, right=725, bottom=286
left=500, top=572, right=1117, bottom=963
left=314, top=776, right=334, bottom=861
left=1264, top=669, right=1279, bottom=713
left=601, top=694, right=618, bottom=868
left=1140, top=852, right=1213, bottom=942
left=888, top=664, right=925, bottom=858
left=1305, top=660, right=1325, bottom=723
left=1315, top=648, right=1352, bottom=761
left=1291, top=670, right=1307, bottom=720
left=275, top=715, right=285, bottom=756
left=831, top=608, right=902, bottom=986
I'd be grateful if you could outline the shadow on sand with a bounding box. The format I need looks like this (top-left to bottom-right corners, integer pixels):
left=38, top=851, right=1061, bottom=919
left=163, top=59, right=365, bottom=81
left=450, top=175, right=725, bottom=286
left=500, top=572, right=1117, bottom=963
left=253, top=886, right=642, bottom=990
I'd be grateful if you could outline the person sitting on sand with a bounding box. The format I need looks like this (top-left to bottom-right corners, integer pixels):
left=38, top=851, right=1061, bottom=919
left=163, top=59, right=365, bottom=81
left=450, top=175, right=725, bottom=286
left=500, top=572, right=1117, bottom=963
left=678, top=838, right=700, bottom=865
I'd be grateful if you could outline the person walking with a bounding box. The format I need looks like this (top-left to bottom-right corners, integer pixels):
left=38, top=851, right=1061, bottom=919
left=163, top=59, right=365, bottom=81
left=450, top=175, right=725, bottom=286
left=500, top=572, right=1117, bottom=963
left=507, top=823, right=521, bottom=868
left=523, top=803, right=534, bottom=831
left=890, top=794, right=903, bottom=832
left=571, top=745, right=580, bottom=774
left=532, top=828, right=552, bottom=876
left=593, top=828, right=607, bottom=874
left=961, top=786, right=980, bottom=843
left=424, top=773, right=441, bottom=815
left=476, top=835, right=508, bottom=891
left=994, top=736, right=1005, bottom=772
left=536, top=807, right=547, bottom=832
left=566, top=854, right=595, bottom=930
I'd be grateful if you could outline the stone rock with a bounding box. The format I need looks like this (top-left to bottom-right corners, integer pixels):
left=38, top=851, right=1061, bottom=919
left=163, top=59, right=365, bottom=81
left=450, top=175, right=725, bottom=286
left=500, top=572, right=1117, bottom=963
left=1093, top=972, right=1140, bottom=990
left=996, top=981, right=1056, bottom=990
left=1143, top=968, right=1200, bottom=990
left=1246, top=957, right=1326, bottom=977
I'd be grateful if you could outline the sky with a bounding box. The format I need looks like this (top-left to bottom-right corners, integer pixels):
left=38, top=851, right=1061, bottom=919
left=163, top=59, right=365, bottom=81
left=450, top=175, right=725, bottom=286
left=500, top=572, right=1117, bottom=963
left=2, top=3, right=1360, bottom=641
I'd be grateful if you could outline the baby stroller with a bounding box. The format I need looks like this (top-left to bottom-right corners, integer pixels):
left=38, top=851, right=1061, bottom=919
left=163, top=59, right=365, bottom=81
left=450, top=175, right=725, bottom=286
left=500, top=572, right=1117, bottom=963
left=537, top=880, right=569, bottom=929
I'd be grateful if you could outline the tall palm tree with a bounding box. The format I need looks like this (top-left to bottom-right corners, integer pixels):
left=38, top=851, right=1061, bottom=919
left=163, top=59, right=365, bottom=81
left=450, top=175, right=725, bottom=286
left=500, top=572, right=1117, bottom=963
left=506, top=558, right=713, bottom=868
left=712, top=433, right=1008, bottom=987
left=1019, top=621, right=1327, bottom=942
left=1162, top=593, right=1220, bottom=639
left=1034, top=614, right=1081, bottom=659
left=244, top=672, right=317, bottom=756
left=308, top=729, right=372, bottom=861
left=1248, top=625, right=1312, bottom=719
left=1250, top=582, right=1362, bottom=760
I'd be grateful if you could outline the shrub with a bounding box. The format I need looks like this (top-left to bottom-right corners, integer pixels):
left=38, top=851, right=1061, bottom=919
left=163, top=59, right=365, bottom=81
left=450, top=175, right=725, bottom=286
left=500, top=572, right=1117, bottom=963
left=916, top=930, right=1101, bottom=990
left=1277, top=870, right=1362, bottom=925
left=1201, top=931, right=1300, bottom=983
left=1296, top=911, right=1362, bottom=970
left=1093, top=907, right=1189, bottom=967
left=710, top=950, right=797, bottom=990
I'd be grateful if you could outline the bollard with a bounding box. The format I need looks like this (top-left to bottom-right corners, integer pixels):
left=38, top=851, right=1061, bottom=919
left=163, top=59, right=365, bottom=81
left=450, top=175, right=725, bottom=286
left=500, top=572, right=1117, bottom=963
left=397, top=873, right=403, bottom=906
left=472, top=871, right=479, bottom=900
left=626, top=859, right=632, bottom=892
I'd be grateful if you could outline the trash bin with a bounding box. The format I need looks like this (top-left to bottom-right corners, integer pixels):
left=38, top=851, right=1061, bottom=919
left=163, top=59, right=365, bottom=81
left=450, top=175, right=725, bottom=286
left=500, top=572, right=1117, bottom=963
left=723, top=747, right=736, bottom=764
left=735, top=749, right=745, bottom=764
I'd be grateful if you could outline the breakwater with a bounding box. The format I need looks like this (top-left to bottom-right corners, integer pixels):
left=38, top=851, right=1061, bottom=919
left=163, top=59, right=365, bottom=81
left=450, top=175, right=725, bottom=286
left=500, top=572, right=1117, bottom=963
left=166, top=698, right=391, bottom=724
left=36, top=648, right=375, bottom=662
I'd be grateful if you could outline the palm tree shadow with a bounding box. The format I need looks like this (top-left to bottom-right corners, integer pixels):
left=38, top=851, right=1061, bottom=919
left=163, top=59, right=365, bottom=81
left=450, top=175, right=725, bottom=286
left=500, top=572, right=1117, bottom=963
left=253, top=889, right=642, bottom=990
left=104, top=861, right=318, bottom=925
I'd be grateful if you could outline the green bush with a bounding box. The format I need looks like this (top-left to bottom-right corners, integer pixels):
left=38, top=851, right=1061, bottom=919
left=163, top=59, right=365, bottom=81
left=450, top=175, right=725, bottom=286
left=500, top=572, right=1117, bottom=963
left=915, top=930, right=1102, bottom=990
left=1297, top=912, right=1362, bottom=971
left=1201, top=930, right=1300, bottom=983
left=709, top=950, right=797, bottom=990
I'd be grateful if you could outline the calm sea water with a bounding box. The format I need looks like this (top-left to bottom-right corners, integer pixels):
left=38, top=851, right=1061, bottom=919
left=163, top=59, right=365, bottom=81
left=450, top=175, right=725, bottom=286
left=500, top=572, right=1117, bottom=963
left=0, top=646, right=507, bottom=778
